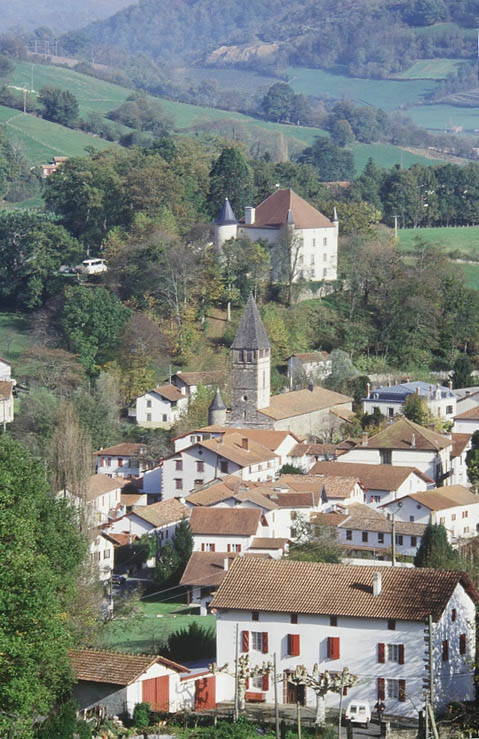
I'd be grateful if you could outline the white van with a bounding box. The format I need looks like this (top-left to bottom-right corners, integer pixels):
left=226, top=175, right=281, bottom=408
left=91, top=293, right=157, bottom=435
left=78, top=258, right=107, bottom=275
left=345, top=701, right=371, bottom=728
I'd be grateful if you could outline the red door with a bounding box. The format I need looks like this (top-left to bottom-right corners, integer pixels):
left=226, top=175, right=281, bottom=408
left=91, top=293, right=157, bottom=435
left=194, top=677, right=216, bottom=710
left=142, top=676, right=170, bottom=711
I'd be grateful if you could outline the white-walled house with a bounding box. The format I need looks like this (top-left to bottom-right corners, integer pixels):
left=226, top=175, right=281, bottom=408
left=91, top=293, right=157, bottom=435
left=380, top=486, right=479, bottom=544
left=286, top=442, right=338, bottom=471
left=190, top=506, right=267, bottom=553
left=90, top=532, right=115, bottom=582
left=287, top=352, right=332, bottom=386
left=135, top=384, right=188, bottom=429
left=451, top=433, right=471, bottom=487
left=311, top=461, right=433, bottom=507
left=171, top=371, right=224, bottom=397
left=106, top=498, right=190, bottom=543
left=363, top=381, right=456, bottom=420
left=454, top=406, right=479, bottom=435
left=454, top=387, right=479, bottom=416
left=211, top=557, right=477, bottom=718
left=95, top=443, right=147, bottom=478
left=339, top=418, right=453, bottom=486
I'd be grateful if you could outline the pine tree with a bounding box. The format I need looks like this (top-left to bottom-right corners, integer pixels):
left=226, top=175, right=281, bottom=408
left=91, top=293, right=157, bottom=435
left=207, top=147, right=253, bottom=219
left=466, top=430, right=479, bottom=492
left=414, top=523, right=457, bottom=569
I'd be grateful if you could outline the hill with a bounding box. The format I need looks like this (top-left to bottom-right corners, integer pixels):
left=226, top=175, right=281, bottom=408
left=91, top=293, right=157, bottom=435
left=0, top=0, right=133, bottom=33
left=62, top=0, right=477, bottom=78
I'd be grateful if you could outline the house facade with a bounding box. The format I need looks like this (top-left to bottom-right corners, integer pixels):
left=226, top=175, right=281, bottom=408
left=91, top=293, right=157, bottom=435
left=287, top=352, right=332, bottom=387
left=190, top=506, right=267, bottom=553
left=363, top=381, right=456, bottom=420
left=454, top=406, right=479, bottom=435
left=95, top=443, right=147, bottom=478
left=211, top=558, right=477, bottom=718
left=135, top=384, right=188, bottom=429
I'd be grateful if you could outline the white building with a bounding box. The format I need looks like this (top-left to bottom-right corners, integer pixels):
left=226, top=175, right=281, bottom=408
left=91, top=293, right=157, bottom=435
left=287, top=352, right=332, bottom=387
left=339, top=417, right=453, bottom=486
left=363, top=381, right=456, bottom=420
left=106, top=498, right=190, bottom=543
left=95, top=443, right=147, bottom=478
left=454, top=406, right=479, bottom=435
left=135, top=384, right=188, bottom=429
left=215, top=189, right=338, bottom=283
left=190, top=506, right=267, bottom=553
left=211, top=557, right=477, bottom=718
left=380, top=486, right=479, bottom=544
left=171, top=371, right=224, bottom=397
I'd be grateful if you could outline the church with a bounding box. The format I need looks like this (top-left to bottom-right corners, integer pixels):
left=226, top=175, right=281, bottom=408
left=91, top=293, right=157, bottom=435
left=215, top=188, right=338, bottom=282
left=210, top=293, right=352, bottom=438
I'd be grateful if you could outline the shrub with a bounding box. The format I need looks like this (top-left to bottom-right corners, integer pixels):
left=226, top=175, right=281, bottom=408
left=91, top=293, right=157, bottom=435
left=132, top=702, right=151, bottom=729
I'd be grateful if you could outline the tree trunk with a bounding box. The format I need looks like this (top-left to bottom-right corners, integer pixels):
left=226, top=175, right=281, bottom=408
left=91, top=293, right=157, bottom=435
left=315, top=693, right=326, bottom=726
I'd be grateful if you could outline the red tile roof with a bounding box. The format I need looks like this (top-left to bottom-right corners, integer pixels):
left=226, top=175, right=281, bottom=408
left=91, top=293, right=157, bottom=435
left=190, top=507, right=261, bottom=536
left=454, top=406, right=479, bottom=421
left=95, top=443, right=143, bottom=457
left=310, top=461, right=432, bottom=490
left=247, top=189, right=334, bottom=230
left=71, top=649, right=188, bottom=685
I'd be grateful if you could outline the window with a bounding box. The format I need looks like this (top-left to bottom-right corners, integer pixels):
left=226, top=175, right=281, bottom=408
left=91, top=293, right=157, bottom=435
left=197, top=461, right=204, bottom=472
left=247, top=351, right=253, bottom=362
left=252, top=631, right=268, bottom=653
left=442, top=640, right=449, bottom=661
left=310, top=254, right=315, bottom=265
left=378, top=532, right=384, bottom=544
left=287, top=634, right=300, bottom=656
left=323, top=252, right=327, bottom=262
left=194, top=479, right=204, bottom=486
left=100, top=457, right=105, bottom=467
left=451, top=608, right=457, bottom=622
left=230, top=544, right=242, bottom=552
left=323, top=268, right=327, bottom=278
left=387, top=619, right=396, bottom=630
left=410, top=536, right=417, bottom=547
left=220, top=461, right=228, bottom=474
left=460, top=634, right=466, bottom=655
left=106, top=458, right=111, bottom=467
left=162, top=414, right=167, bottom=422
left=103, top=549, right=110, bottom=559
left=388, top=407, right=394, bottom=418
left=395, top=535, right=403, bottom=546
left=330, top=615, right=338, bottom=627
left=380, top=450, right=392, bottom=465
left=362, top=531, right=368, bottom=543
left=175, top=478, right=183, bottom=490
left=446, top=405, right=453, bottom=415
left=147, top=399, right=152, bottom=408
left=409, top=516, right=414, bottom=522
left=175, top=459, right=183, bottom=471
left=386, top=679, right=406, bottom=702
left=251, top=675, right=264, bottom=690
left=387, top=644, right=405, bottom=663
left=346, top=530, right=352, bottom=541
left=452, top=514, right=456, bottom=521
left=118, top=458, right=123, bottom=467
left=252, top=611, right=259, bottom=621
left=464, top=526, right=470, bottom=534
left=146, top=413, right=152, bottom=422
left=323, top=237, right=327, bottom=246
left=439, top=517, right=445, bottom=524
left=463, top=511, right=469, bottom=518
left=370, top=495, right=381, bottom=504
left=327, top=636, right=340, bottom=659
left=290, top=614, right=298, bottom=624
left=201, top=543, right=215, bottom=552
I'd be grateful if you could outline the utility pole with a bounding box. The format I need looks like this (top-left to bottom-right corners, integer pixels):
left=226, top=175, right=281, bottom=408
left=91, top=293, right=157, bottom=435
left=234, top=624, right=239, bottom=721
left=337, top=669, right=345, bottom=738
left=391, top=510, right=396, bottom=566
left=274, top=652, right=280, bottom=739
left=428, top=614, right=434, bottom=708
left=393, top=215, right=399, bottom=240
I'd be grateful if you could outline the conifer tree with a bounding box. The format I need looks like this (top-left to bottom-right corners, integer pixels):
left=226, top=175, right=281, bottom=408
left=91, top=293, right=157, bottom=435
left=414, top=523, right=457, bottom=569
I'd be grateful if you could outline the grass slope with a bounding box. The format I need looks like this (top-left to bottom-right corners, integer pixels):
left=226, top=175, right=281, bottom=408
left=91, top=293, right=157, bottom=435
left=0, top=106, right=117, bottom=163
left=0, top=312, right=32, bottom=371
left=398, top=226, right=479, bottom=255
left=391, top=59, right=464, bottom=80
left=406, top=103, right=479, bottom=132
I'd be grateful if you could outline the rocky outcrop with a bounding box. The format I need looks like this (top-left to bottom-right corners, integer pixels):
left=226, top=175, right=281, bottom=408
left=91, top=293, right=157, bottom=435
left=206, top=42, right=280, bottom=67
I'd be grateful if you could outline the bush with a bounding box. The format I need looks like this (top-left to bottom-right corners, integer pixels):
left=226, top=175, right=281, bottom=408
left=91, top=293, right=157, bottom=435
left=132, top=702, right=151, bottom=729
left=165, top=621, right=215, bottom=662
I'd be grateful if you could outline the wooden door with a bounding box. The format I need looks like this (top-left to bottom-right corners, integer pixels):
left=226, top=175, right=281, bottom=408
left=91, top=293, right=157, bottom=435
left=284, top=673, right=305, bottom=705
left=142, top=675, right=170, bottom=711
left=194, top=676, right=216, bottom=710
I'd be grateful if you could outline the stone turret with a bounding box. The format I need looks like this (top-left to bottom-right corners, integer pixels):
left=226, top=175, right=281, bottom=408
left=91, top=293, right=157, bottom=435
left=214, top=197, right=238, bottom=252
left=208, top=387, right=226, bottom=426
left=228, top=292, right=271, bottom=428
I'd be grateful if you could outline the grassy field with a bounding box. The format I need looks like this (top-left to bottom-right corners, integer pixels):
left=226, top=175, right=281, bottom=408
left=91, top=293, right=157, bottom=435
left=101, top=600, right=215, bottom=654
left=398, top=226, right=479, bottom=256
left=189, top=67, right=279, bottom=94
left=287, top=66, right=438, bottom=111
left=350, top=142, right=440, bottom=172
left=0, top=312, right=32, bottom=370
left=391, top=59, right=463, bottom=80
left=405, top=103, right=479, bottom=132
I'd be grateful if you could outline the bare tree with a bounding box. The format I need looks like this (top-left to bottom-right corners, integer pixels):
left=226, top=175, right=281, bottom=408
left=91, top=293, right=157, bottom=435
left=270, top=227, right=304, bottom=306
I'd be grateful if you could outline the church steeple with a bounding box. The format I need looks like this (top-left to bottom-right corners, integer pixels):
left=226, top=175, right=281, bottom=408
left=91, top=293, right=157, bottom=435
left=229, top=293, right=271, bottom=428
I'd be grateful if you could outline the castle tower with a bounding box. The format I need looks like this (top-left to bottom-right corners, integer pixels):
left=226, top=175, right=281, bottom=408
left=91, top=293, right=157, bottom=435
left=208, top=387, right=226, bottom=426
left=214, top=197, right=238, bottom=252
left=229, top=293, right=271, bottom=428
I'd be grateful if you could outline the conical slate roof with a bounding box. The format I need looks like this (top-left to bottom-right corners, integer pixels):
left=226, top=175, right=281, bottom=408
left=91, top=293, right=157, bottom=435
left=216, top=197, right=238, bottom=225
left=232, top=293, right=270, bottom=350
left=209, top=387, right=226, bottom=411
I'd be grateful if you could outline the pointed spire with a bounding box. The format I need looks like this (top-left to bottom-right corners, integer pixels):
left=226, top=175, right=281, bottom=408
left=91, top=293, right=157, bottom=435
left=232, top=292, right=270, bottom=350
left=286, top=208, right=294, bottom=225
left=216, top=197, right=238, bottom=225
left=332, top=207, right=338, bottom=223
left=209, top=387, right=226, bottom=411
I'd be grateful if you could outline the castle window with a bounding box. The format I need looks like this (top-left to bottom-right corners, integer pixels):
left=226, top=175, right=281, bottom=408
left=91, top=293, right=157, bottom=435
left=242, top=395, right=248, bottom=402
left=247, top=351, right=253, bottom=362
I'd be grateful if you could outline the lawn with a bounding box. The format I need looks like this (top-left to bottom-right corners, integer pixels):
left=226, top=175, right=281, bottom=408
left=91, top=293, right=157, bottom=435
left=391, top=59, right=464, bottom=80
left=350, top=142, right=443, bottom=173
left=405, top=103, right=479, bottom=132
left=286, top=66, right=438, bottom=111
left=101, top=599, right=216, bottom=654
left=0, top=312, right=32, bottom=371
left=398, top=225, right=479, bottom=256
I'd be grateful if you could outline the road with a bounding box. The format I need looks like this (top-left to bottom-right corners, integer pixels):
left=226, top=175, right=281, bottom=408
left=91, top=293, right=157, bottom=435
left=339, top=722, right=381, bottom=737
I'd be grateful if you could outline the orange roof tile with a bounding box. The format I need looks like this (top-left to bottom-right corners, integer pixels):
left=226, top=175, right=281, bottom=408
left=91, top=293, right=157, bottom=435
left=95, top=443, right=143, bottom=457
left=246, top=189, right=334, bottom=230
left=71, top=649, right=188, bottom=685
left=190, top=507, right=261, bottom=536
left=259, top=387, right=352, bottom=421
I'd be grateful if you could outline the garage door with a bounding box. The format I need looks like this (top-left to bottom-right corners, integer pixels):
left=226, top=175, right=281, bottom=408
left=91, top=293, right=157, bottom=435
left=195, top=676, right=216, bottom=710
left=142, top=675, right=170, bottom=711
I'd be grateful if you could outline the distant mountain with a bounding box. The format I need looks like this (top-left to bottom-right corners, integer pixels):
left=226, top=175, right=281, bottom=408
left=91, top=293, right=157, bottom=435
left=0, top=0, right=135, bottom=34
left=61, top=0, right=477, bottom=78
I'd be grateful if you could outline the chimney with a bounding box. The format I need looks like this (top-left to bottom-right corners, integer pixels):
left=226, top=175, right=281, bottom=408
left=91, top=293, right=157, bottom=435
left=448, top=380, right=453, bottom=392
left=411, top=433, right=416, bottom=449
left=361, top=432, right=369, bottom=446
left=245, top=206, right=255, bottom=225
left=373, top=571, right=382, bottom=597
left=366, top=382, right=371, bottom=399
left=241, top=437, right=249, bottom=450
left=224, top=557, right=229, bottom=571
left=415, top=386, right=420, bottom=395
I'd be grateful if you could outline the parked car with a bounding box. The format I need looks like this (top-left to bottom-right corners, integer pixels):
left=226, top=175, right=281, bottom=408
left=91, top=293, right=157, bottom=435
left=77, top=258, right=107, bottom=275
left=344, top=701, right=371, bottom=728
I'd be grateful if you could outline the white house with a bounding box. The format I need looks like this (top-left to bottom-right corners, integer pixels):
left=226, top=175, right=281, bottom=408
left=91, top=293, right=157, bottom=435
left=171, top=371, right=224, bottom=397
left=454, top=406, right=479, bottom=435
left=380, top=486, right=479, bottom=544
left=190, top=506, right=268, bottom=553
left=215, top=189, right=338, bottom=283
left=453, top=387, right=479, bottom=416
left=135, top=384, right=188, bottom=429
left=211, top=557, right=477, bottom=718
left=363, top=381, right=456, bottom=421
left=90, top=532, right=115, bottom=582
left=451, top=433, right=471, bottom=487
left=311, top=461, right=433, bottom=508
left=72, top=649, right=214, bottom=716
left=0, top=379, right=14, bottom=426
left=286, top=442, right=338, bottom=471
left=95, top=443, right=147, bottom=478
left=338, top=418, right=453, bottom=486
left=287, top=352, right=332, bottom=387
left=106, top=498, right=190, bottom=543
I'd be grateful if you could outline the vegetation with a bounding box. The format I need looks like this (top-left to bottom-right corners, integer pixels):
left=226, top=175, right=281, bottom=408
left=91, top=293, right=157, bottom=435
left=414, top=522, right=458, bottom=568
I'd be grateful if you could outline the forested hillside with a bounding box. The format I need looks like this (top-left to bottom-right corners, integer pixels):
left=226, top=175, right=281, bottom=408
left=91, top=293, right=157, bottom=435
left=0, top=0, right=133, bottom=33
left=63, top=0, right=479, bottom=77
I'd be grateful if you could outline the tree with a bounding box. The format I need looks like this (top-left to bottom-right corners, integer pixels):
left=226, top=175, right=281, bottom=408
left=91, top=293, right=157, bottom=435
left=207, top=147, right=253, bottom=220
left=261, top=82, right=296, bottom=122
left=38, top=86, right=79, bottom=126
left=0, top=435, right=87, bottom=737
left=330, top=118, right=355, bottom=147
left=451, top=354, right=473, bottom=389
left=403, top=393, right=433, bottom=426
left=61, top=286, right=131, bottom=373
left=298, top=137, right=355, bottom=181
left=414, top=523, right=457, bottom=568
left=19, top=346, right=85, bottom=395
left=466, top=431, right=479, bottom=493
left=288, top=520, right=342, bottom=563
left=153, top=518, right=192, bottom=587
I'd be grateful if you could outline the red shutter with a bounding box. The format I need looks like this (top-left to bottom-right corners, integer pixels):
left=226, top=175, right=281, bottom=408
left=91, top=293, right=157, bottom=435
left=245, top=677, right=249, bottom=689
left=328, top=637, right=340, bottom=659
left=227, top=544, right=231, bottom=552
left=262, top=632, right=269, bottom=654
left=377, top=677, right=385, bottom=701
left=201, top=543, right=205, bottom=552
left=288, top=634, right=300, bottom=656
left=342, top=686, right=348, bottom=696
left=241, top=630, right=249, bottom=652
left=262, top=672, right=269, bottom=691
left=442, top=639, right=449, bottom=662
left=398, top=644, right=405, bottom=665
left=378, top=643, right=385, bottom=663
left=238, top=544, right=241, bottom=552
left=211, top=543, right=216, bottom=552
left=118, top=457, right=123, bottom=467
left=100, top=457, right=105, bottom=467
left=460, top=634, right=466, bottom=655
left=399, top=680, right=406, bottom=702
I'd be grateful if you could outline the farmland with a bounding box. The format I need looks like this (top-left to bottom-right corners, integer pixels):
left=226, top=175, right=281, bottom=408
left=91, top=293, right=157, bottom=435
left=398, top=226, right=479, bottom=256
left=405, top=103, right=479, bottom=132
left=391, top=59, right=464, bottom=80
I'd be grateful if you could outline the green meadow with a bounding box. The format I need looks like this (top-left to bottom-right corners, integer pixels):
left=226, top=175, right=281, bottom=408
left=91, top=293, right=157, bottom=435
left=391, top=59, right=464, bottom=80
